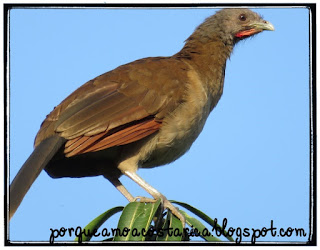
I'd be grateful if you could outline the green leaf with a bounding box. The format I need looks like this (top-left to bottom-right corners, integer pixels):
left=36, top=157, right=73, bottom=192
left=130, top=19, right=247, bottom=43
left=130, top=200, right=161, bottom=241
left=156, top=210, right=184, bottom=241
left=113, top=202, right=145, bottom=241
left=75, top=206, right=124, bottom=242
left=170, top=200, right=234, bottom=242
left=114, top=200, right=161, bottom=241
left=180, top=210, right=220, bottom=242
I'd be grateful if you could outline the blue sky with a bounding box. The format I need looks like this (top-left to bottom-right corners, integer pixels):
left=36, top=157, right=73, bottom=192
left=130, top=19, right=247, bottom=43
left=9, top=6, right=311, bottom=242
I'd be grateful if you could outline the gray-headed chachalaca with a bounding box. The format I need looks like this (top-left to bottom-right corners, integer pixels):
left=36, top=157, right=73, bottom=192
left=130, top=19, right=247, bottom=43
left=10, top=8, right=274, bottom=222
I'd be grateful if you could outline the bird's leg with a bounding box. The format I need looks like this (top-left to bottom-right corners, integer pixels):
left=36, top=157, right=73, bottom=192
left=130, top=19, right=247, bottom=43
left=123, top=170, right=186, bottom=227
left=107, top=177, right=135, bottom=202
left=107, top=177, right=161, bottom=203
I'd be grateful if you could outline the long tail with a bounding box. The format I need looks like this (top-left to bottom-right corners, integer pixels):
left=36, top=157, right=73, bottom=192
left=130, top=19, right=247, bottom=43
left=9, top=135, right=65, bottom=220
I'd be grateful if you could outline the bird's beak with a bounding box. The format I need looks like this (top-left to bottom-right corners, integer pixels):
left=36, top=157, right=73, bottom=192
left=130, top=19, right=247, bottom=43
left=235, top=20, right=274, bottom=38
left=249, top=20, right=275, bottom=31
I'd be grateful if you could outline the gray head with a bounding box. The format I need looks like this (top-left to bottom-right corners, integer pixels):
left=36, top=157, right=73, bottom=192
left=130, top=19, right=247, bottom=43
left=190, top=8, right=274, bottom=45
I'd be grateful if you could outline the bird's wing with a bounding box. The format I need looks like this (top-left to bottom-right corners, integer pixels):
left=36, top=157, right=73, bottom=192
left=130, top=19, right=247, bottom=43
left=35, top=57, right=189, bottom=157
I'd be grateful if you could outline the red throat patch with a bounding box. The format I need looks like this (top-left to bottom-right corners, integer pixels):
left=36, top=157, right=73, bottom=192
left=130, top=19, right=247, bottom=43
left=235, top=28, right=261, bottom=38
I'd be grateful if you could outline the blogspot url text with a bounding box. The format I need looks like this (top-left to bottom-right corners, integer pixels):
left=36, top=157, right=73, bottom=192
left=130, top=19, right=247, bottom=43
left=49, top=219, right=307, bottom=244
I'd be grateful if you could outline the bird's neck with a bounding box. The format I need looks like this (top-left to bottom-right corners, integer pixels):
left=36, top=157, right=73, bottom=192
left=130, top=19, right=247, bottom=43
left=174, top=37, right=233, bottom=98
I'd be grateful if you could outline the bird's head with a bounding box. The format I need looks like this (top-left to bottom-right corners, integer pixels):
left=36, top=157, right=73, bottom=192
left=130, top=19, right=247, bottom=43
left=193, top=8, right=274, bottom=45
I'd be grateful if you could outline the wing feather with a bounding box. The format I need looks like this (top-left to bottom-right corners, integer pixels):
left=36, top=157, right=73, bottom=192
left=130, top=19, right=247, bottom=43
left=34, top=57, right=190, bottom=158
left=66, top=118, right=161, bottom=157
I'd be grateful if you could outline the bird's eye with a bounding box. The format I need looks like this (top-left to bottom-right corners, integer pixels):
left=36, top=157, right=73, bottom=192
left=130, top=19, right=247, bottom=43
left=239, top=14, right=247, bottom=21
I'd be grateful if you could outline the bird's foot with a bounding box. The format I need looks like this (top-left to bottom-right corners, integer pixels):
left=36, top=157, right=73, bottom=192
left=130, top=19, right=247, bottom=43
left=132, top=195, right=185, bottom=227
left=132, top=196, right=157, bottom=203
left=157, top=194, right=186, bottom=227
left=122, top=171, right=185, bottom=227
left=164, top=200, right=186, bottom=227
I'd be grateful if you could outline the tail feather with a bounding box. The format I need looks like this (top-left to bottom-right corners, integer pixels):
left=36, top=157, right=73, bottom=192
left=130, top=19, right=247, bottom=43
left=9, top=135, right=65, bottom=220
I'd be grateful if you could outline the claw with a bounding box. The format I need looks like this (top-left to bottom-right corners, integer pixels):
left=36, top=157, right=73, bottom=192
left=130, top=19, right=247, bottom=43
left=163, top=199, right=186, bottom=227
left=155, top=194, right=186, bottom=227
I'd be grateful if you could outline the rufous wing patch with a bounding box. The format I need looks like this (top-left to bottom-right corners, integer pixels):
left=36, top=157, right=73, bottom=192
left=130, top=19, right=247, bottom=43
left=64, top=118, right=161, bottom=157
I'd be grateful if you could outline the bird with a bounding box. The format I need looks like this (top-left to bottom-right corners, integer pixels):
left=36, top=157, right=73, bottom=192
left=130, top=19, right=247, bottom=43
left=9, top=8, right=274, bottom=223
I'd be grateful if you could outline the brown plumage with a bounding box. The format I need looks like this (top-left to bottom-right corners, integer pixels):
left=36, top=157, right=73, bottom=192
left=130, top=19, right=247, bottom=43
left=9, top=8, right=274, bottom=222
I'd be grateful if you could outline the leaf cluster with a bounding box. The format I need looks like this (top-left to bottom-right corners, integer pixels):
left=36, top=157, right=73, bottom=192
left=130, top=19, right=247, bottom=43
left=75, top=200, right=234, bottom=242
